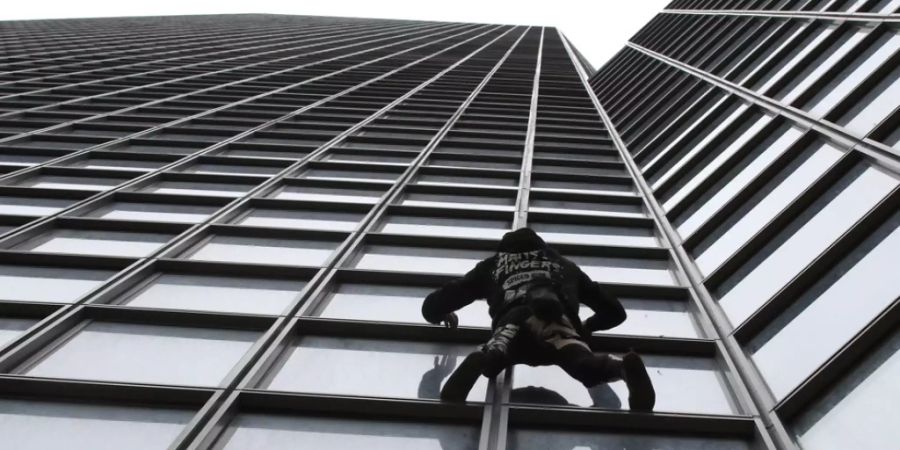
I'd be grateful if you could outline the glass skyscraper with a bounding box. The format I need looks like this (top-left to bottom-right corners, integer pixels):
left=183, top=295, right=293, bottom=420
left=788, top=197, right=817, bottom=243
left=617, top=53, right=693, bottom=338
left=0, top=5, right=896, bottom=449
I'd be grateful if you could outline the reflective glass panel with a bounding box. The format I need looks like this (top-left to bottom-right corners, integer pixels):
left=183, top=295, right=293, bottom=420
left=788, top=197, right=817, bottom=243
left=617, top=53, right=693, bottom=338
left=316, top=283, right=491, bottom=327
left=218, top=413, right=479, bottom=450
left=139, top=181, right=254, bottom=197
left=378, top=215, right=509, bottom=239
left=791, top=329, right=900, bottom=450
left=532, top=179, right=633, bottom=195
left=511, top=355, right=736, bottom=414
left=0, top=317, right=36, bottom=347
left=0, top=265, right=114, bottom=303
left=182, top=163, right=282, bottom=176
left=271, top=185, right=384, bottom=204
left=67, top=158, right=168, bottom=172
left=529, top=198, right=644, bottom=218
left=508, top=428, right=750, bottom=450
left=83, top=202, right=218, bottom=223
left=777, top=26, right=869, bottom=103
left=532, top=222, right=658, bottom=247
left=0, top=196, right=74, bottom=216
left=16, top=175, right=127, bottom=191
left=718, top=163, right=897, bottom=326
left=264, top=336, right=489, bottom=401
left=121, top=273, right=305, bottom=315
left=416, top=174, right=517, bottom=188
left=693, top=140, right=843, bottom=275
left=836, top=64, right=900, bottom=137
left=804, top=32, right=900, bottom=117
left=661, top=114, right=773, bottom=211
left=569, top=255, right=677, bottom=286
left=300, top=168, right=398, bottom=182
left=581, top=298, right=700, bottom=338
left=234, top=208, right=363, bottom=231
left=674, top=124, right=806, bottom=238
left=399, top=192, right=515, bottom=211
left=749, top=212, right=900, bottom=399
left=351, top=245, right=491, bottom=275
left=24, top=322, right=259, bottom=386
left=183, top=235, right=338, bottom=266
left=0, top=399, right=193, bottom=450
left=13, top=229, right=173, bottom=257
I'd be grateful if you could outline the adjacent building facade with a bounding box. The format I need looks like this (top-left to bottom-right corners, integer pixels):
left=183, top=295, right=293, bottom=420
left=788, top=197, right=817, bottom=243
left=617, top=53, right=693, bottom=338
left=591, top=1, right=899, bottom=449
left=0, top=6, right=896, bottom=449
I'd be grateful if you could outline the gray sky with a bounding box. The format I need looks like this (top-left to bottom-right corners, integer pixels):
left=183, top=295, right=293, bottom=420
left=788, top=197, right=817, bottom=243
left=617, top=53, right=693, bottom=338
left=2, top=1, right=670, bottom=68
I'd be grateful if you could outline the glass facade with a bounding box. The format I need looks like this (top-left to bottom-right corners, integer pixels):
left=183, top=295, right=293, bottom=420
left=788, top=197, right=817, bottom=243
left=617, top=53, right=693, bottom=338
left=593, top=2, right=900, bottom=449
left=0, top=6, right=897, bottom=449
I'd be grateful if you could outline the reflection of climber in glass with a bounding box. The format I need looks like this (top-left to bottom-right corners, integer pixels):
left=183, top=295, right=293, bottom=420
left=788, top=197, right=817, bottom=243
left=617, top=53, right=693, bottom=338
left=421, top=227, right=655, bottom=411
left=417, top=352, right=622, bottom=409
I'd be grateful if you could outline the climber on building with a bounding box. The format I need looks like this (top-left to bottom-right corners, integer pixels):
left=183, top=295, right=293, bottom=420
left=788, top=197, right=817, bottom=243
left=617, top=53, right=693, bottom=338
left=421, top=227, right=656, bottom=412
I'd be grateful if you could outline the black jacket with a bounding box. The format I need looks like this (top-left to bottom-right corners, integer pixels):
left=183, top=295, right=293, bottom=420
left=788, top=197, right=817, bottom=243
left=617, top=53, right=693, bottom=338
left=422, top=228, right=626, bottom=335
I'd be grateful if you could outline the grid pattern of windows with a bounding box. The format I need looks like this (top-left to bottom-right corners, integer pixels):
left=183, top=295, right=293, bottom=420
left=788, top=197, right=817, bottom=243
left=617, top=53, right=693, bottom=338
left=2, top=9, right=894, bottom=450
left=591, top=2, right=900, bottom=449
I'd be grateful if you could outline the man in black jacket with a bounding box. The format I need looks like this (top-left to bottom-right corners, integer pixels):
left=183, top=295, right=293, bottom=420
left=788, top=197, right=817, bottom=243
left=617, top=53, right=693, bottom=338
left=421, top=227, right=656, bottom=411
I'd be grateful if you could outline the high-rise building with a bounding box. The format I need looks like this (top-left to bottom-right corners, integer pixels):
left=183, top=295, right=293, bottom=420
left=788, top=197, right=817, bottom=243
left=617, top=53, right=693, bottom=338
left=0, top=7, right=895, bottom=449
left=590, top=1, right=900, bottom=450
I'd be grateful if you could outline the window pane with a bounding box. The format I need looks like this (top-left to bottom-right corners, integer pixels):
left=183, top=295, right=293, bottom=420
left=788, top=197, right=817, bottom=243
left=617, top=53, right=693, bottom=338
left=271, top=185, right=384, bottom=204
left=581, top=298, right=700, bottom=338
left=529, top=198, right=644, bottom=218
left=717, top=163, right=897, bottom=326
left=0, top=265, right=114, bottom=303
left=569, top=255, right=677, bottom=286
left=0, top=317, right=36, bottom=347
left=674, top=123, right=806, bottom=238
left=299, top=168, right=398, bottom=182
left=0, top=399, right=193, bottom=450
left=803, top=32, right=900, bottom=117
left=748, top=212, right=900, bottom=399
left=351, top=245, right=491, bottom=275
left=325, top=152, right=416, bottom=165
left=531, top=222, right=658, bottom=247
left=24, top=322, right=258, bottom=386
left=15, top=175, right=127, bottom=191
left=532, top=162, right=624, bottom=177
left=121, top=273, right=305, bottom=315
left=428, top=156, right=520, bottom=170
left=263, top=336, right=489, bottom=402
left=183, top=235, right=339, bottom=266
left=316, top=283, right=491, bottom=327
left=791, top=329, right=900, bottom=450
left=836, top=64, right=900, bottom=136
left=661, top=113, right=773, bottom=211
left=416, top=173, right=517, bottom=188
left=508, top=428, right=749, bottom=450
left=777, top=26, right=869, bottom=103
left=139, top=181, right=254, bottom=197
left=0, top=196, right=75, bottom=216
left=693, top=140, right=843, bottom=275
left=532, top=179, right=633, bottom=195
left=399, top=192, right=515, bottom=211
left=218, top=414, right=479, bottom=450
left=13, top=229, right=173, bottom=257
left=182, top=163, right=282, bottom=176
left=752, top=24, right=835, bottom=94
left=83, top=202, right=219, bottom=223
left=378, top=215, right=509, bottom=239
left=67, top=158, right=169, bottom=172
left=234, top=208, right=363, bottom=231
left=511, top=355, right=736, bottom=414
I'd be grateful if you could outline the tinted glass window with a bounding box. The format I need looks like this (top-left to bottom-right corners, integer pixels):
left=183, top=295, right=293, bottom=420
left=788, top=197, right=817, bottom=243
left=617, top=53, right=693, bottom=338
left=23, top=322, right=259, bottom=386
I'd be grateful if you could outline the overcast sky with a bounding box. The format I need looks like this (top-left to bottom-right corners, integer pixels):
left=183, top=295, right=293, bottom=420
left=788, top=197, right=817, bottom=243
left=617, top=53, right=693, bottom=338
left=2, top=1, right=670, bottom=68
